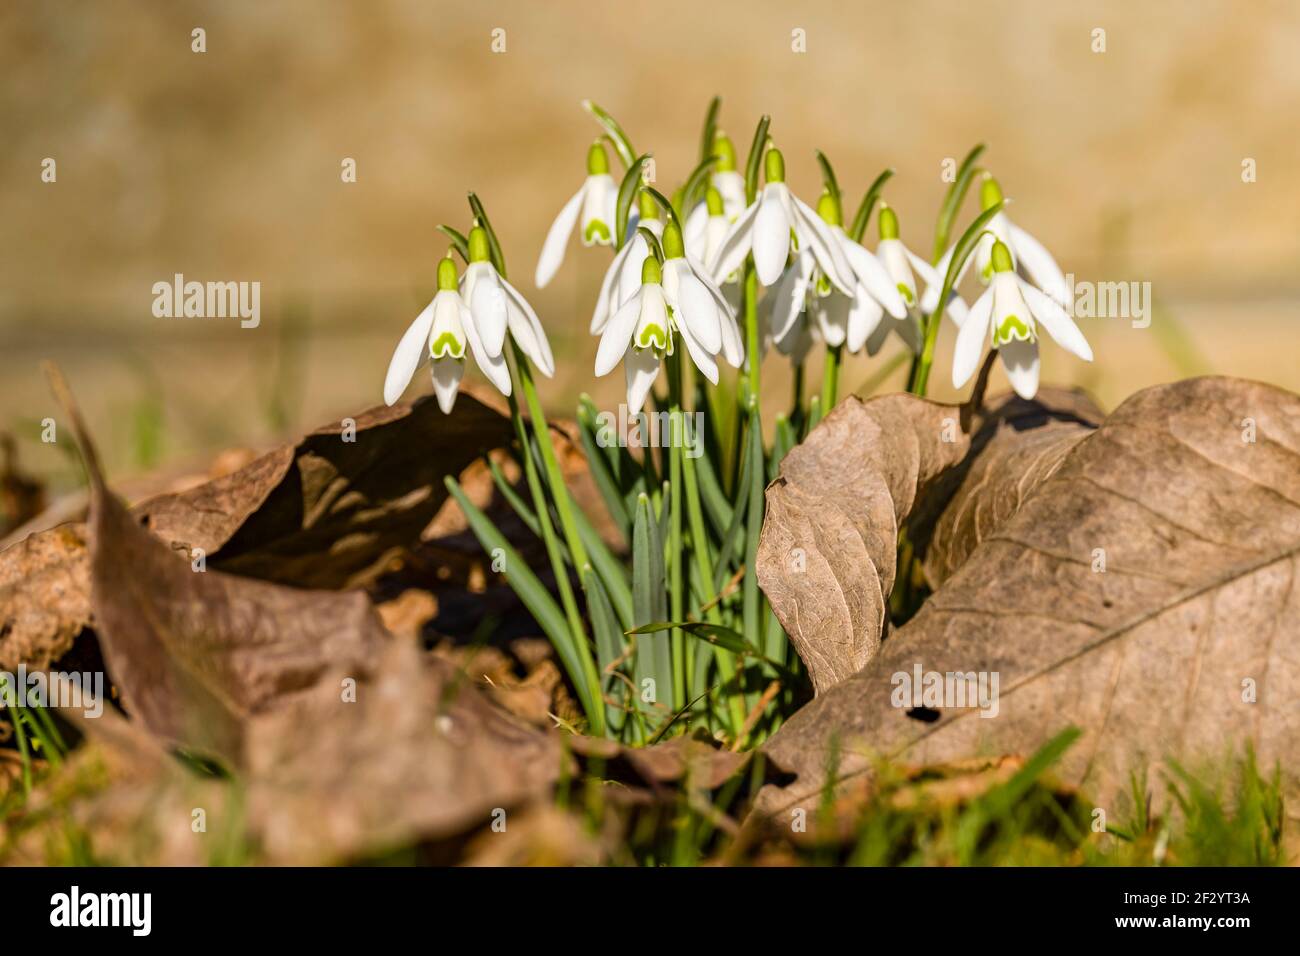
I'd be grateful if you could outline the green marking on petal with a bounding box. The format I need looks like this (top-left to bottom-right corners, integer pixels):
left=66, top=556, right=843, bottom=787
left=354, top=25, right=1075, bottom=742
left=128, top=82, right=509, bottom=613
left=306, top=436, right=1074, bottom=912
left=636, top=322, right=667, bottom=350
left=584, top=219, right=611, bottom=244
left=897, top=282, right=914, bottom=306
left=430, top=331, right=466, bottom=359
left=816, top=273, right=832, bottom=297
left=993, top=314, right=1033, bottom=346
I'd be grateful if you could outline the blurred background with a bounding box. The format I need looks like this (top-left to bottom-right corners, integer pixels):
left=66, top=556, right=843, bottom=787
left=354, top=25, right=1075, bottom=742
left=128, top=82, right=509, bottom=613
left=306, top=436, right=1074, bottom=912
left=3, top=0, right=1298, bottom=494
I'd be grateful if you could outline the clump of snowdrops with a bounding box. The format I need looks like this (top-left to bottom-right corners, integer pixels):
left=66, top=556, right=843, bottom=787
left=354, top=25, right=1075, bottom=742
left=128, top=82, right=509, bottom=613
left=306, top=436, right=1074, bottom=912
left=382, top=98, right=1092, bottom=745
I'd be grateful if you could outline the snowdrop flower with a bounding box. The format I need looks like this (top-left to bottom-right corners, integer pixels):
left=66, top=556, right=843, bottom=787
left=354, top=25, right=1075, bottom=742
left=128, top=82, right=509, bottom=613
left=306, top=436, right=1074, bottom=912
left=383, top=252, right=504, bottom=412
left=951, top=239, right=1093, bottom=400
left=936, top=174, right=1069, bottom=306
left=767, top=191, right=909, bottom=356
left=872, top=205, right=965, bottom=354
left=708, top=148, right=856, bottom=293
left=590, top=190, right=663, bottom=335
left=684, top=186, right=731, bottom=268
left=459, top=226, right=554, bottom=382
left=683, top=132, right=746, bottom=244
left=534, top=142, right=618, bottom=288
left=659, top=219, right=745, bottom=374
left=595, top=232, right=737, bottom=412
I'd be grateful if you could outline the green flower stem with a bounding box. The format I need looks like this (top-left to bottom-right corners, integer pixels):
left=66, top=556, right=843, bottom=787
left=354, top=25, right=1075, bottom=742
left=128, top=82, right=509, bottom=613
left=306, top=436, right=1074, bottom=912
left=821, top=342, right=842, bottom=411
left=681, top=428, right=747, bottom=737
left=505, top=370, right=604, bottom=735
left=666, top=357, right=686, bottom=711
left=512, top=341, right=590, bottom=574
left=743, top=263, right=761, bottom=398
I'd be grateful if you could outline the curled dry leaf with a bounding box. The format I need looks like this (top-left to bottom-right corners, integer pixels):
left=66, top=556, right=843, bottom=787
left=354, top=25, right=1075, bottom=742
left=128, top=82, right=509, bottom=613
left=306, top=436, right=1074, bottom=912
left=756, top=394, right=975, bottom=694
left=757, top=377, right=1300, bottom=819
left=51, top=368, right=389, bottom=765
left=569, top=734, right=749, bottom=790
left=139, top=387, right=512, bottom=589
left=0, top=384, right=510, bottom=673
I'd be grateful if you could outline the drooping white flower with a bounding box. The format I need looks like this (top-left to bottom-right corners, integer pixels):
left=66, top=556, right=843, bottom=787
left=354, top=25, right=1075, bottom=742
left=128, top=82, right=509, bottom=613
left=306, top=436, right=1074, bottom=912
left=384, top=253, right=505, bottom=411
left=951, top=239, right=1093, bottom=400
left=707, top=148, right=856, bottom=293
left=534, top=142, right=618, bottom=288
left=595, top=244, right=736, bottom=412
left=590, top=190, right=663, bottom=335
left=872, top=204, right=966, bottom=355
left=460, top=225, right=555, bottom=381
left=766, top=190, right=909, bottom=357
left=659, top=218, right=744, bottom=375
left=936, top=173, right=1069, bottom=307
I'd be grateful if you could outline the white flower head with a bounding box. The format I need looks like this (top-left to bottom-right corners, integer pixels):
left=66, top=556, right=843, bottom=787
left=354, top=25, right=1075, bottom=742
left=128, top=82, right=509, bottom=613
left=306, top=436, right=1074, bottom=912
left=767, top=190, right=911, bottom=358
left=384, top=253, right=497, bottom=412
left=534, top=141, right=618, bottom=288
left=595, top=221, right=740, bottom=412
left=951, top=238, right=1093, bottom=400
left=459, top=225, right=554, bottom=383
left=707, top=148, right=857, bottom=295
left=936, top=173, right=1070, bottom=307
left=872, top=204, right=966, bottom=355
left=590, top=190, right=664, bottom=336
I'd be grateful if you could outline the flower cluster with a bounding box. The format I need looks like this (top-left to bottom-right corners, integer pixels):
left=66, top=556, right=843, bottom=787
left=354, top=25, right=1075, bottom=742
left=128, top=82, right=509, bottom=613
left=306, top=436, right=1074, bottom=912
left=377, top=100, right=1095, bottom=744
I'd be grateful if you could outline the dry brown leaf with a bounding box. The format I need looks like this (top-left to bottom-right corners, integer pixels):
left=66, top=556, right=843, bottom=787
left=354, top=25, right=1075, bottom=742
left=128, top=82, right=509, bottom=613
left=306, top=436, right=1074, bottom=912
left=0, top=522, right=89, bottom=671
left=0, top=385, right=510, bottom=674
left=244, top=641, right=566, bottom=865
left=756, top=393, right=976, bottom=694
left=140, top=388, right=512, bottom=589
left=51, top=369, right=389, bottom=765
left=916, top=389, right=1103, bottom=587
left=757, top=377, right=1300, bottom=819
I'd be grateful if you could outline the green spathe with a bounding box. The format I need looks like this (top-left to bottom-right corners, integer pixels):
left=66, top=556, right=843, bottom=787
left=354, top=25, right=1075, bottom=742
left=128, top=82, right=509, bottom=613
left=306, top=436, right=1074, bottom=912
left=586, top=141, right=610, bottom=176
left=990, top=238, right=1014, bottom=274
left=712, top=132, right=737, bottom=172
left=436, top=254, right=458, bottom=291
left=980, top=174, right=1005, bottom=211
left=816, top=189, right=841, bottom=226
left=662, top=220, right=685, bottom=260
left=468, top=226, right=491, bottom=264
left=878, top=204, right=900, bottom=240
left=764, top=148, right=785, bottom=184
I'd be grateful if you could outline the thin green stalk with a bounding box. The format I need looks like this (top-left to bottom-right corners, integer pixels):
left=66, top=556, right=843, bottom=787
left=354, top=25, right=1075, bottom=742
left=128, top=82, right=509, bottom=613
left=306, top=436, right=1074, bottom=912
left=667, top=359, right=686, bottom=711
left=512, top=342, right=590, bottom=574
left=680, top=415, right=746, bottom=735
left=505, top=382, right=604, bottom=735
left=822, top=342, right=841, bottom=410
